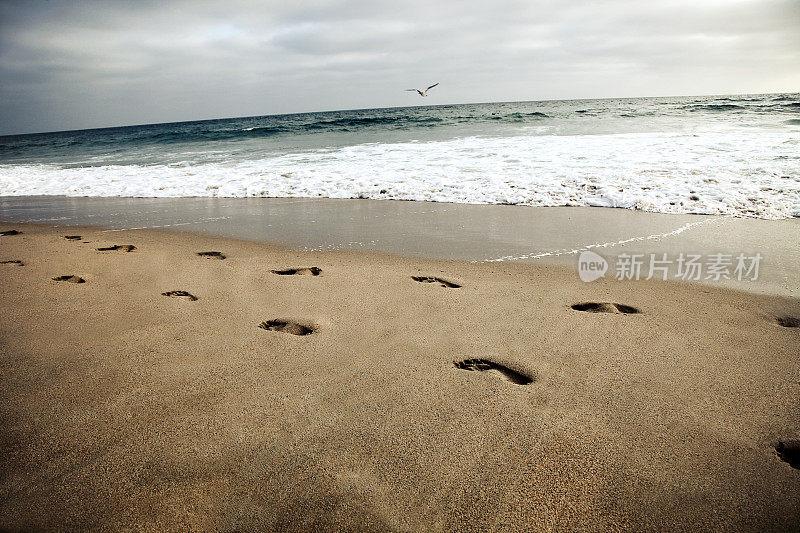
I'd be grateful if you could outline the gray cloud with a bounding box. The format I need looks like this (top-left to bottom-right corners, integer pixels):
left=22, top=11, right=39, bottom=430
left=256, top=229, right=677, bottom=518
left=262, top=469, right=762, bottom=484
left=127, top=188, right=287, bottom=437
left=0, top=0, right=798, bottom=134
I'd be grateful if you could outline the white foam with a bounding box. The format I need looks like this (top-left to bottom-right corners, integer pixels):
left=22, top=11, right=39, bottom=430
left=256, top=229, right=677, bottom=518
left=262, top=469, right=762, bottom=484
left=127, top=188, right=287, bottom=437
left=1, top=131, right=798, bottom=219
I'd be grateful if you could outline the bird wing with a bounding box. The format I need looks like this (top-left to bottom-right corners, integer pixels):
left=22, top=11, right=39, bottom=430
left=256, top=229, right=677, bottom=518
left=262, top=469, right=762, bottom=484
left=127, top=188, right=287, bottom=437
left=404, top=89, right=418, bottom=91
left=425, top=83, right=439, bottom=92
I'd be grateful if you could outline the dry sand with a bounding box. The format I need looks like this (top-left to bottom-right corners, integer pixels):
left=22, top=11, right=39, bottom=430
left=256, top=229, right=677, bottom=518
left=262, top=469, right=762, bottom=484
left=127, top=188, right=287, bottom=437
left=0, top=223, right=798, bottom=531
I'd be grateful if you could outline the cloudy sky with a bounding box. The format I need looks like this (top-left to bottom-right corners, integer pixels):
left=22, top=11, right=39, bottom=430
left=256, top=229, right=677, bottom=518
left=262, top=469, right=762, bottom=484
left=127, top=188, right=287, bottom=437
left=0, top=0, right=798, bottom=135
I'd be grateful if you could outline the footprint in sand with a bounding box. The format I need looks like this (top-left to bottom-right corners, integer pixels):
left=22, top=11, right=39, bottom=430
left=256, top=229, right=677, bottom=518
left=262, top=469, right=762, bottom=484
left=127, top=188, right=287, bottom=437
left=571, top=302, right=640, bottom=314
left=453, top=358, right=534, bottom=385
left=97, top=244, right=136, bottom=252
left=775, top=440, right=799, bottom=469
left=271, top=267, right=322, bottom=276
left=1, top=230, right=21, bottom=236
left=197, top=251, right=226, bottom=260
left=258, top=320, right=315, bottom=336
left=1, top=260, right=24, bottom=266
left=53, top=275, right=85, bottom=284
left=162, top=290, right=198, bottom=301
left=774, top=316, right=800, bottom=328
left=64, top=235, right=82, bottom=241
left=412, top=275, right=461, bottom=288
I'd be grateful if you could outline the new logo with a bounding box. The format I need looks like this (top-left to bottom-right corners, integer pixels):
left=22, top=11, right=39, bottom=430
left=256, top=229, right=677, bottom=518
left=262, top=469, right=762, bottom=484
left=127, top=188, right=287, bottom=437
left=578, top=250, right=608, bottom=282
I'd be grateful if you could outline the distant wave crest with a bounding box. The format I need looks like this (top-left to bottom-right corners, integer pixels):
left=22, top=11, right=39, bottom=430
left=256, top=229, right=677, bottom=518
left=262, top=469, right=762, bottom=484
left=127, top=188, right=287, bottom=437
left=305, top=115, right=443, bottom=130
left=684, top=104, right=745, bottom=112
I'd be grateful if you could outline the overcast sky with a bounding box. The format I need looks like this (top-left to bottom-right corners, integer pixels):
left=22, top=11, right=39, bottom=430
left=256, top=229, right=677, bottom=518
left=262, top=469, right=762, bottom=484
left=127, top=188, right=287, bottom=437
left=0, top=0, right=798, bottom=135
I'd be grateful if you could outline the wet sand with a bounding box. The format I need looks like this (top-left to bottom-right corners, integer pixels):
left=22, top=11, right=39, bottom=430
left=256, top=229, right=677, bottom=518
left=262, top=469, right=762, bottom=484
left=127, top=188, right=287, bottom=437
left=1, top=196, right=798, bottom=297
left=0, top=222, right=798, bottom=531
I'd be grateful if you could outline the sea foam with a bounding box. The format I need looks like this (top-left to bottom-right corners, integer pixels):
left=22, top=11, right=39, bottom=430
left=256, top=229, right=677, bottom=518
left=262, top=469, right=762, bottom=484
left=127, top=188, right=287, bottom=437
left=1, top=130, right=798, bottom=219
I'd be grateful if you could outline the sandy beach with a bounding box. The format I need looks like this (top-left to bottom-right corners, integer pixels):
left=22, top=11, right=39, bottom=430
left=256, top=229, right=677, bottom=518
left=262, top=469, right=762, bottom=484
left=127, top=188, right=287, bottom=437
left=0, top=221, right=798, bottom=531
left=2, top=0, right=798, bottom=529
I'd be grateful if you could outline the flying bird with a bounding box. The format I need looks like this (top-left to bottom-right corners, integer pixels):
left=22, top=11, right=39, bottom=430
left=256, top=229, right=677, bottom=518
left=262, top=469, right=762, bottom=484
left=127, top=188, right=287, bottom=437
left=405, top=83, right=439, bottom=97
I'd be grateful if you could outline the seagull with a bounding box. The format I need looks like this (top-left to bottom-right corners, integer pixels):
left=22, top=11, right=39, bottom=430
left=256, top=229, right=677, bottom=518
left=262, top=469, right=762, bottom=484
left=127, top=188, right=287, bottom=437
left=405, top=83, right=439, bottom=97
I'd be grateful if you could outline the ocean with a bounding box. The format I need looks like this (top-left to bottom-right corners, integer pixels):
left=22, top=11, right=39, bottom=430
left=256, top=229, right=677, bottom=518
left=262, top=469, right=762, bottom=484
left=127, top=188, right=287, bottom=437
left=1, top=93, right=798, bottom=219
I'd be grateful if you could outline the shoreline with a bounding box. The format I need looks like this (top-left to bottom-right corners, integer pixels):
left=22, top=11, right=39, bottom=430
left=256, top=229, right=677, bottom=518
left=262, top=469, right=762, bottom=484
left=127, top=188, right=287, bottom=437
left=0, top=222, right=798, bottom=530
left=2, top=196, right=798, bottom=297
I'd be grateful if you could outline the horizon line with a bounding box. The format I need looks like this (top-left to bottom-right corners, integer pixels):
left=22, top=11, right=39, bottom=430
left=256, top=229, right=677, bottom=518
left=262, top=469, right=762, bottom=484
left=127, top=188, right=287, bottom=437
left=2, top=89, right=797, bottom=138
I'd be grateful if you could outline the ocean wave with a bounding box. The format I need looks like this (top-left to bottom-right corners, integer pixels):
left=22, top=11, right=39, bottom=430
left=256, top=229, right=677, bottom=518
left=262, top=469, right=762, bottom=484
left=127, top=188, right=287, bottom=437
left=502, top=112, right=550, bottom=120
left=304, top=115, right=443, bottom=130
left=0, top=136, right=83, bottom=154
left=145, top=126, right=291, bottom=142
left=0, top=125, right=291, bottom=155
left=1, top=132, right=797, bottom=219
left=715, top=97, right=763, bottom=102
left=241, top=126, right=290, bottom=135
left=684, top=104, right=746, bottom=112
